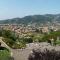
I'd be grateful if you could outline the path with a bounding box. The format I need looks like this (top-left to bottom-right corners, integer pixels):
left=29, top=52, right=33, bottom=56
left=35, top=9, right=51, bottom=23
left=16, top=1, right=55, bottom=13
left=0, top=37, right=11, bottom=50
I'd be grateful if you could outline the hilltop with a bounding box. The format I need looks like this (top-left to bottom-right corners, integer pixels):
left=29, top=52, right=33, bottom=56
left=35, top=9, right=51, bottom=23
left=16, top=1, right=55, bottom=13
left=0, top=14, right=60, bottom=25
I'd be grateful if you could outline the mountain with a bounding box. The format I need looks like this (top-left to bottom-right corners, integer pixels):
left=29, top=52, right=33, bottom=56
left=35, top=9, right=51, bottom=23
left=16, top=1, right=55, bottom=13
left=0, top=14, right=60, bottom=25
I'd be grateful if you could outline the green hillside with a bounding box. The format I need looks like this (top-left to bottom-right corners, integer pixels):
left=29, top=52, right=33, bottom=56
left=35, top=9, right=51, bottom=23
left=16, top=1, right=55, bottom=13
left=0, top=14, right=60, bottom=24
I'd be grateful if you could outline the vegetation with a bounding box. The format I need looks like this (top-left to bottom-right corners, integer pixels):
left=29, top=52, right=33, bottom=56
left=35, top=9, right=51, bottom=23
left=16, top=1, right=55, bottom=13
left=0, top=14, right=60, bottom=24
left=28, top=48, right=60, bottom=60
left=0, top=28, right=60, bottom=49
left=0, top=47, right=14, bottom=60
left=42, top=31, right=60, bottom=45
left=0, top=29, right=26, bottom=49
left=0, top=29, right=44, bottom=48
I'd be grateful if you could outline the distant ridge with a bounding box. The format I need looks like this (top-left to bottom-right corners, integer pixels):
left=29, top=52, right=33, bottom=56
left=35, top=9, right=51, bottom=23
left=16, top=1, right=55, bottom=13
left=0, top=14, right=60, bottom=25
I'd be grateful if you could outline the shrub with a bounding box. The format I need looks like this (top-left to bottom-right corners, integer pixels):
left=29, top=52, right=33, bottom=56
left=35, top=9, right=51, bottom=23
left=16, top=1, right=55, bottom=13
left=24, top=37, right=33, bottom=43
left=0, top=48, right=14, bottom=60
left=28, top=48, right=60, bottom=60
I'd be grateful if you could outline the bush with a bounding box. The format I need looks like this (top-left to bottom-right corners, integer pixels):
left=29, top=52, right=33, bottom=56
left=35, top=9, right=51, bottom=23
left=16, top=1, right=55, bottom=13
left=24, top=37, right=33, bottom=43
left=28, top=48, right=60, bottom=60
left=0, top=48, right=14, bottom=60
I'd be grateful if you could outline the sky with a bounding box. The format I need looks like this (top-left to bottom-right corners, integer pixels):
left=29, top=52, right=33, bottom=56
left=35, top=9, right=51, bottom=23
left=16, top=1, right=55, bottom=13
left=0, top=0, right=60, bottom=20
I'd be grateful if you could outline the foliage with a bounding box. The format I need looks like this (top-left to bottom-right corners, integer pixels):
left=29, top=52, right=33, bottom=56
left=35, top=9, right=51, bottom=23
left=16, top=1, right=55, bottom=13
left=42, top=31, right=60, bottom=45
left=54, top=40, right=60, bottom=45
left=1, top=29, right=60, bottom=49
left=0, top=14, right=60, bottom=24
left=0, top=29, right=26, bottom=49
left=0, top=47, right=14, bottom=60
left=24, top=37, right=33, bottom=43
left=42, top=31, right=60, bottom=40
left=28, top=48, right=60, bottom=60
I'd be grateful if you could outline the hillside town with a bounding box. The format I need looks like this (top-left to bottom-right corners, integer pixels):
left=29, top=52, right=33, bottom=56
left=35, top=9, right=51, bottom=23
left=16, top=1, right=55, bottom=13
left=0, top=23, right=60, bottom=36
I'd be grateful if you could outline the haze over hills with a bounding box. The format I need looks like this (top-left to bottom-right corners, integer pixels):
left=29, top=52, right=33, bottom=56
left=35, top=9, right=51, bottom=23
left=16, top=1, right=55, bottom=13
left=0, top=14, right=60, bottom=25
